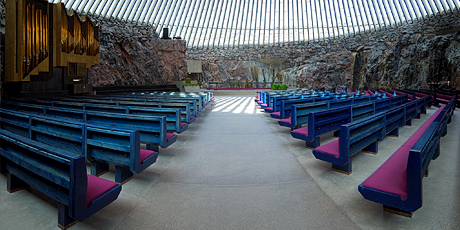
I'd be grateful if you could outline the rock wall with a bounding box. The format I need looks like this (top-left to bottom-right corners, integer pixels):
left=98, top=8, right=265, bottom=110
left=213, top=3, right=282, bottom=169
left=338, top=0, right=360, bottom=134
left=88, top=18, right=187, bottom=86
left=188, top=12, right=460, bottom=91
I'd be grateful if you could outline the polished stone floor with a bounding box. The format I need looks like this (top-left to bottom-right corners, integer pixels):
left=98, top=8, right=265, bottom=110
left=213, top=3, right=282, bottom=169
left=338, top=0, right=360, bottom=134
left=1, top=94, right=459, bottom=229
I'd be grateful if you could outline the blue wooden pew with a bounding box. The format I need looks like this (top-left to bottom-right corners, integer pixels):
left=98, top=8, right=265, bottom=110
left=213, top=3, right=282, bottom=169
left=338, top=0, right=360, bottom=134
left=290, top=102, right=376, bottom=148
left=0, top=129, right=122, bottom=229
left=0, top=109, right=159, bottom=184
left=283, top=96, right=378, bottom=130
left=0, top=104, right=174, bottom=150
left=279, top=101, right=329, bottom=129
left=358, top=97, right=455, bottom=217
left=264, top=95, right=303, bottom=113
left=15, top=97, right=196, bottom=124
left=38, top=101, right=187, bottom=133
left=312, top=106, right=407, bottom=174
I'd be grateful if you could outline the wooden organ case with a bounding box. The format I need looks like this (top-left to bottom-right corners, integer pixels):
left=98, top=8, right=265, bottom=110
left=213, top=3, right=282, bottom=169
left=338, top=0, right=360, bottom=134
left=5, top=0, right=99, bottom=96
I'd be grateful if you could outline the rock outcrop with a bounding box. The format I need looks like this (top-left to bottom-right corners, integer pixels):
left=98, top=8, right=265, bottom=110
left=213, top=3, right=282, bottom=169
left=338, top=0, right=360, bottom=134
left=188, top=11, right=460, bottom=91
left=87, top=18, right=187, bottom=86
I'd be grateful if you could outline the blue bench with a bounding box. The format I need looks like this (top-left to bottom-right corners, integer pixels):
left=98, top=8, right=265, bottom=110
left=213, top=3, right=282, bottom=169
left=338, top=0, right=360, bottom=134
left=282, top=96, right=380, bottom=129
left=272, top=98, right=314, bottom=119
left=0, top=109, right=159, bottom=184
left=0, top=104, right=174, bottom=150
left=290, top=102, right=377, bottom=148
left=44, top=101, right=187, bottom=133
left=264, top=95, right=303, bottom=113
left=312, top=105, right=407, bottom=174
left=15, top=97, right=197, bottom=124
left=0, top=129, right=122, bottom=229
left=358, top=98, right=454, bottom=217
left=279, top=101, right=329, bottom=129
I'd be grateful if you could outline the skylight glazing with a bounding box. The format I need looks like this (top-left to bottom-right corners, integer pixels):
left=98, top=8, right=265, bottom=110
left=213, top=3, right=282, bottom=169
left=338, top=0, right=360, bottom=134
left=50, top=0, right=460, bottom=48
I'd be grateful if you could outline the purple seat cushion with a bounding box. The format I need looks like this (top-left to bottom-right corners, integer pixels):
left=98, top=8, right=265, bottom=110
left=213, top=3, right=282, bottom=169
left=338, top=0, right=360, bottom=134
left=292, top=126, right=309, bottom=135
left=437, top=98, right=450, bottom=102
left=86, top=174, right=118, bottom=206
left=279, top=118, right=291, bottom=124
left=271, top=112, right=281, bottom=116
left=190, top=115, right=195, bottom=119
left=314, top=139, right=340, bottom=157
left=265, top=107, right=273, bottom=110
left=166, top=133, right=176, bottom=140
left=362, top=145, right=412, bottom=199
left=362, top=105, right=445, bottom=199
left=181, top=122, right=187, bottom=128
left=261, top=104, right=267, bottom=107
left=140, top=149, right=156, bottom=163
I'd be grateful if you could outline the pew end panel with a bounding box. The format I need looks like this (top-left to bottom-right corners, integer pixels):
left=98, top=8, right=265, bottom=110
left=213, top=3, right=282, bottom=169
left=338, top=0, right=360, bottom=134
left=0, top=130, right=122, bottom=228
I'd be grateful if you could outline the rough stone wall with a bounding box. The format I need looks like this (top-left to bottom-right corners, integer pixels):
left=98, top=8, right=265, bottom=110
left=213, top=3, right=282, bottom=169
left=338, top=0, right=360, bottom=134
left=88, top=17, right=187, bottom=86
left=188, top=12, right=460, bottom=91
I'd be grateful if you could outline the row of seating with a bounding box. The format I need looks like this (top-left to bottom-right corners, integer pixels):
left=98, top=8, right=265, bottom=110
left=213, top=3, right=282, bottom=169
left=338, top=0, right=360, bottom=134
left=359, top=96, right=456, bottom=217
left=0, top=91, right=212, bottom=229
left=312, top=96, right=431, bottom=174
left=255, top=89, right=454, bottom=216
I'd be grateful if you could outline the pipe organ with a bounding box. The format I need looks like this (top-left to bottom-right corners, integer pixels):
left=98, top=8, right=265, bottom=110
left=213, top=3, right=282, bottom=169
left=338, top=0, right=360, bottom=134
left=6, top=0, right=99, bottom=83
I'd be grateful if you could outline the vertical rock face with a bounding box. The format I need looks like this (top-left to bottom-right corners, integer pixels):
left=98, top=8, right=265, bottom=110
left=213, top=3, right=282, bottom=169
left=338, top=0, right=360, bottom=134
left=87, top=18, right=187, bottom=86
left=188, top=12, right=460, bottom=91
left=354, top=32, right=460, bottom=91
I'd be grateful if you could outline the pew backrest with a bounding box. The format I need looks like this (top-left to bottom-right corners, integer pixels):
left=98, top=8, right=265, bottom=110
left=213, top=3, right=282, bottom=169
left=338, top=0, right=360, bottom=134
left=0, top=129, right=122, bottom=223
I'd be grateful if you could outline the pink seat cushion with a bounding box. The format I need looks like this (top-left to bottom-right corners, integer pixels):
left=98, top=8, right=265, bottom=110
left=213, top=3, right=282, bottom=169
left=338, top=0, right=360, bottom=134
left=261, top=104, right=267, bottom=107
left=86, top=174, right=118, bottom=206
left=314, top=139, right=340, bottom=157
left=271, top=112, right=281, bottom=116
left=265, top=107, right=273, bottom=110
left=166, top=133, right=176, bottom=140
left=362, top=145, right=412, bottom=199
left=437, top=98, right=450, bottom=102
left=181, top=122, right=187, bottom=127
left=292, top=126, right=309, bottom=135
left=190, top=115, right=195, bottom=119
left=279, top=118, right=291, bottom=124
left=140, top=149, right=156, bottom=163
left=362, top=105, right=445, bottom=199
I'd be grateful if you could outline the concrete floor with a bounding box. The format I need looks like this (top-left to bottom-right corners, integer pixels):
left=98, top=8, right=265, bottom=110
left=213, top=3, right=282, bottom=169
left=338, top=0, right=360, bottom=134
left=1, top=93, right=460, bottom=229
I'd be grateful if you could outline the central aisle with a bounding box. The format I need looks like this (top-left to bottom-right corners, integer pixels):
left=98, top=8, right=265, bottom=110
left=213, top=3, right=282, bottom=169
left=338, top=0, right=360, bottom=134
left=113, top=96, right=359, bottom=229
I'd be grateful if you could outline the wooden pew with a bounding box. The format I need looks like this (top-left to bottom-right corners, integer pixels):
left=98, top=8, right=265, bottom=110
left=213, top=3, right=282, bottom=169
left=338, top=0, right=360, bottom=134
left=0, top=104, right=174, bottom=150
left=0, top=108, right=159, bottom=183
left=264, top=95, right=302, bottom=113
left=290, top=102, right=376, bottom=148
left=16, top=96, right=198, bottom=123
left=41, top=101, right=187, bottom=133
left=0, top=129, right=122, bottom=229
left=312, top=105, right=406, bottom=174
left=358, top=98, right=455, bottom=217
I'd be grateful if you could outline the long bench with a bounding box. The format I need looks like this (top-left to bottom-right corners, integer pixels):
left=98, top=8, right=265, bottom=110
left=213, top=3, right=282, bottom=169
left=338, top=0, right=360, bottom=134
left=290, top=102, right=376, bottom=148
left=15, top=97, right=197, bottom=123
left=290, top=94, right=412, bottom=148
left=282, top=96, right=379, bottom=129
left=0, top=109, right=159, bottom=184
left=0, top=103, right=175, bottom=150
left=358, top=97, right=455, bottom=217
left=312, top=105, right=408, bottom=174
left=0, top=129, right=122, bottom=229
left=264, top=95, right=302, bottom=113
left=34, top=101, right=187, bottom=133
left=272, top=93, right=380, bottom=119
